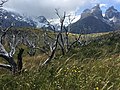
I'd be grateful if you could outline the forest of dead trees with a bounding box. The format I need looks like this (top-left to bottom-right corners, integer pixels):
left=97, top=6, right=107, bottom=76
left=0, top=0, right=94, bottom=75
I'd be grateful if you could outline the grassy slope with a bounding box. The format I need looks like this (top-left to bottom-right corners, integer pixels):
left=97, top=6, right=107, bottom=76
left=0, top=30, right=120, bottom=90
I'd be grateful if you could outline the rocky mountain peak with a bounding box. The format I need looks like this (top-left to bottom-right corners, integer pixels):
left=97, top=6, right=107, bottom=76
left=0, top=8, right=52, bottom=29
left=37, top=16, right=48, bottom=23
left=91, top=4, right=103, bottom=18
left=105, top=6, right=120, bottom=19
left=0, top=7, right=36, bottom=28
left=81, top=9, right=91, bottom=19
left=91, top=4, right=100, bottom=10
left=81, top=4, right=103, bottom=19
left=106, top=6, right=117, bottom=12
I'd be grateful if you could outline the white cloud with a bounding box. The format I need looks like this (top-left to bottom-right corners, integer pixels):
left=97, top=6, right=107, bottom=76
left=115, top=0, right=120, bottom=2
left=100, top=4, right=107, bottom=8
left=102, top=14, right=105, bottom=17
left=50, top=11, right=80, bottom=25
left=3, top=0, right=99, bottom=19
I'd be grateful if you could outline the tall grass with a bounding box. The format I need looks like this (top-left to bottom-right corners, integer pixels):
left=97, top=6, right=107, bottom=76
left=0, top=31, right=120, bottom=90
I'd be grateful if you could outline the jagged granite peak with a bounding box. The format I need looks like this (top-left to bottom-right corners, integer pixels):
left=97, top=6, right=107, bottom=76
left=33, top=16, right=53, bottom=30
left=37, top=16, right=48, bottom=23
left=34, top=16, right=50, bottom=28
left=70, top=5, right=117, bottom=34
left=71, top=5, right=120, bottom=33
left=107, top=6, right=117, bottom=11
left=91, top=4, right=103, bottom=18
left=81, top=9, right=91, bottom=19
left=105, top=6, right=120, bottom=19
left=104, top=6, right=120, bottom=29
left=81, top=4, right=103, bottom=19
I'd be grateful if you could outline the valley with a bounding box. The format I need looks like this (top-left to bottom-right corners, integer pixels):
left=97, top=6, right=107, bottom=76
left=0, top=0, right=120, bottom=90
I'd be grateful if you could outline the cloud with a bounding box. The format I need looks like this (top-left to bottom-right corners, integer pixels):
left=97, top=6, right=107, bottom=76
left=3, top=0, right=99, bottom=19
left=100, top=4, right=107, bottom=8
left=115, top=0, right=120, bottom=2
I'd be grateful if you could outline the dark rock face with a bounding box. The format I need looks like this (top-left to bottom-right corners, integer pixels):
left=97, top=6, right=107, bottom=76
left=81, top=4, right=103, bottom=20
left=91, top=4, right=103, bottom=19
left=37, top=16, right=48, bottom=24
left=81, top=9, right=91, bottom=19
left=70, top=16, right=113, bottom=34
left=70, top=5, right=120, bottom=34
left=105, top=6, right=120, bottom=19
left=105, top=6, right=120, bottom=29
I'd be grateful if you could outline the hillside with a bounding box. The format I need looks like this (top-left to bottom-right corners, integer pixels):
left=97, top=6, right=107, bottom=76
left=70, top=16, right=113, bottom=33
left=0, top=30, right=120, bottom=90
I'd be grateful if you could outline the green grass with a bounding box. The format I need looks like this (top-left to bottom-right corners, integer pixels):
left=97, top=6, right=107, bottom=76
left=0, top=30, right=120, bottom=90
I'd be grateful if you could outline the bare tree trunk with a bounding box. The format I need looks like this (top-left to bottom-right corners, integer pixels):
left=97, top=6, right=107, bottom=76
left=58, top=39, right=65, bottom=55
left=9, top=57, right=17, bottom=75
left=17, top=48, right=24, bottom=74
left=0, top=49, right=24, bottom=75
left=42, top=33, right=59, bottom=66
left=64, top=26, right=69, bottom=52
left=1, top=32, right=6, bottom=44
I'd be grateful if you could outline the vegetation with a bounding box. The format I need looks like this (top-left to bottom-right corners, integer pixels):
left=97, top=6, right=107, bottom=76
left=0, top=30, right=120, bottom=90
left=0, top=1, right=120, bottom=90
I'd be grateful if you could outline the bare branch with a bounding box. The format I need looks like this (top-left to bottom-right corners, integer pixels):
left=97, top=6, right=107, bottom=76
left=55, top=9, right=61, bottom=18
left=42, top=33, right=59, bottom=66
left=0, top=43, right=9, bottom=57
left=1, top=22, right=14, bottom=44
left=9, top=33, right=20, bottom=57
left=0, top=63, right=11, bottom=70
left=68, top=34, right=82, bottom=51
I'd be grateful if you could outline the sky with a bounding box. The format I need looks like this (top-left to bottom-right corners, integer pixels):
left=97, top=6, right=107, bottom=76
left=1, top=0, right=120, bottom=23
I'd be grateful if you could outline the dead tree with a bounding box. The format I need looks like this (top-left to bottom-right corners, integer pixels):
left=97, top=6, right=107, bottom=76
left=0, top=0, right=25, bottom=74
left=43, top=32, right=53, bottom=53
left=63, top=14, right=76, bottom=52
left=0, top=0, right=11, bottom=44
left=42, top=32, right=60, bottom=66
left=42, top=10, right=85, bottom=66
left=42, top=10, right=67, bottom=65
left=68, top=34, right=82, bottom=51
left=0, top=33, right=24, bottom=75
left=0, top=23, right=14, bottom=44
left=22, top=31, right=38, bottom=56
left=55, top=9, right=66, bottom=55
left=17, top=48, right=24, bottom=74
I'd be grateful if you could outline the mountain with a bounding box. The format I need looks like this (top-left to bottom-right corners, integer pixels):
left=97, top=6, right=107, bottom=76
left=105, top=6, right=120, bottom=29
left=34, top=16, right=52, bottom=30
left=0, top=8, right=36, bottom=28
left=70, top=16, right=113, bottom=34
left=33, top=16, right=48, bottom=28
left=70, top=5, right=120, bottom=34
left=1, top=5, right=120, bottom=33
left=0, top=8, right=52, bottom=29
left=81, top=4, right=103, bottom=19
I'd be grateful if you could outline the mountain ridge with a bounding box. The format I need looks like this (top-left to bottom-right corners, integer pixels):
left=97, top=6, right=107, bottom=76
left=70, top=4, right=120, bottom=34
left=1, top=5, right=120, bottom=34
left=0, top=7, right=51, bottom=29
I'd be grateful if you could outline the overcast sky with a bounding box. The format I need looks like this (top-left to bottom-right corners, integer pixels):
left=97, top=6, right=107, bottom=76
left=2, top=0, right=120, bottom=20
